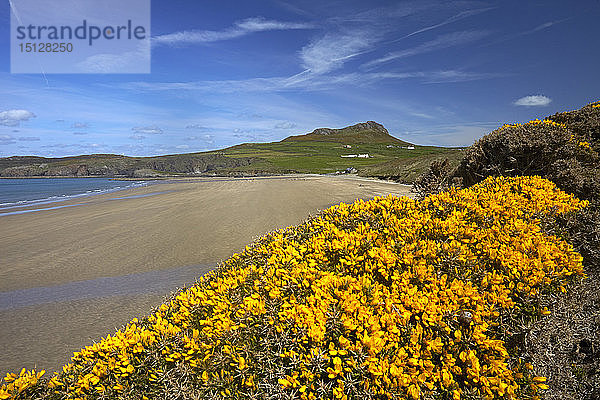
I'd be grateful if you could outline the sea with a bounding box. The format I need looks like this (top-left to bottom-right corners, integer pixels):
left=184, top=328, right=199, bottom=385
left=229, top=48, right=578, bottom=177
left=0, top=177, right=149, bottom=211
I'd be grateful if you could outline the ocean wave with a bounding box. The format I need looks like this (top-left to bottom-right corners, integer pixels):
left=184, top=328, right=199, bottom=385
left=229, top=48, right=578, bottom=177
left=0, top=180, right=148, bottom=211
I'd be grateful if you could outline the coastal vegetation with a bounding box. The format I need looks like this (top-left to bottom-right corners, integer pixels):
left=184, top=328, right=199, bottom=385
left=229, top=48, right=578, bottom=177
left=414, top=101, right=600, bottom=399
left=0, top=122, right=457, bottom=179
left=0, top=175, right=590, bottom=399
left=2, top=102, right=599, bottom=399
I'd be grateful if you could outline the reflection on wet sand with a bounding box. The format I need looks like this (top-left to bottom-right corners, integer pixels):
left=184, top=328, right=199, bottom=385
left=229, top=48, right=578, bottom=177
left=0, top=264, right=213, bottom=374
left=0, top=175, right=410, bottom=375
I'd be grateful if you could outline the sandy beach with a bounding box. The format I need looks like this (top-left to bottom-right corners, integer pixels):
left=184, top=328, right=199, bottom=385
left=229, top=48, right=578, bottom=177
left=0, top=175, right=411, bottom=375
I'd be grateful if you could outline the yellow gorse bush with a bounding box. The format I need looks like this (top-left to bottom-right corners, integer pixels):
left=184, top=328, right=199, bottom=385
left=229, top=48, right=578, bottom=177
left=1, top=176, right=587, bottom=400
left=501, top=118, right=567, bottom=130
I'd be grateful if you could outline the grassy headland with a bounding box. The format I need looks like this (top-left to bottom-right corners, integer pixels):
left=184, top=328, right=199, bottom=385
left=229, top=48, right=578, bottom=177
left=0, top=121, right=460, bottom=180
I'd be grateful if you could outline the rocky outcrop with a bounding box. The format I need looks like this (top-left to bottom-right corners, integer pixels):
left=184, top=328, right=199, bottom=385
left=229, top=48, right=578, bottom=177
left=282, top=121, right=405, bottom=144
left=0, top=153, right=257, bottom=177
left=310, top=121, right=388, bottom=136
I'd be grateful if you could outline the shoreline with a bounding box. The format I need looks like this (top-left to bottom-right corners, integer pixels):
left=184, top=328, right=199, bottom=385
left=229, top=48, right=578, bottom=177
left=0, top=174, right=410, bottom=215
left=0, top=175, right=412, bottom=374
left=0, top=181, right=156, bottom=214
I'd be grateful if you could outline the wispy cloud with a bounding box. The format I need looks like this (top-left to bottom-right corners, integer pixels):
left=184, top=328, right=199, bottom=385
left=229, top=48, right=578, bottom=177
left=514, top=95, right=552, bottom=106
left=0, top=134, right=16, bottom=145
left=300, top=31, right=379, bottom=74
left=122, top=68, right=502, bottom=94
left=393, top=8, right=495, bottom=41
left=0, top=109, right=36, bottom=127
left=524, top=20, right=564, bottom=35
left=132, top=126, right=163, bottom=134
left=153, top=17, right=313, bottom=46
left=70, top=122, right=88, bottom=129
left=422, top=70, right=507, bottom=83
left=17, top=136, right=40, bottom=141
left=364, top=30, right=490, bottom=68
left=185, top=124, right=210, bottom=130
left=274, top=121, right=297, bottom=129
left=76, top=40, right=151, bottom=73
left=482, top=19, right=569, bottom=47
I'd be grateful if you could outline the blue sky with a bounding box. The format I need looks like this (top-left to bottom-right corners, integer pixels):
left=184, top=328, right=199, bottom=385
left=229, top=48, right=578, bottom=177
left=1, top=0, right=599, bottom=157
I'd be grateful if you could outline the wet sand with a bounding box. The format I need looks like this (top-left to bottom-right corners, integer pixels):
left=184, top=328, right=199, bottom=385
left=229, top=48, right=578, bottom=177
left=0, top=175, right=411, bottom=374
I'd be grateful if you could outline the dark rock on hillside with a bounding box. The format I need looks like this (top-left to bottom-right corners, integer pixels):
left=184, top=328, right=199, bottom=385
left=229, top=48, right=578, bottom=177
left=1, top=164, right=48, bottom=177
left=0, top=153, right=256, bottom=177
left=310, top=121, right=388, bottom=136
left=282, top=121, right=407, bottom=144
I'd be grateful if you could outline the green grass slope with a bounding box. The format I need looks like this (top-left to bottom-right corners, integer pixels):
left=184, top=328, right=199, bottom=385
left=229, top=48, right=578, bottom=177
left=214, top=139, right=454, bottom=175
left=1, top=121, right=455, bottom=179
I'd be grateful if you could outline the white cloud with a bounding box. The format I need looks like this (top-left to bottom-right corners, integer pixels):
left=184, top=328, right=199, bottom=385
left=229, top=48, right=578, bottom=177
left=129, top=134, right=146, bottom=140
left=423, top=70, right=506, bottom=83
left=153, top=17, right=312, bottom=46
left=409, top=112, right=434, bottom=119
left=17, top=136, right=40, bottom=141
left=395, top=8, right=494, bottom=41
left=71, top=122, right=89, bottom=129
left=0, top=109, right=36, bottom=127
left=514, top=95, right=552, bottom=106
left=364, top=31, right=490, bottom=68
left=236, top=18, right=311, bottom=31
left=0, top=134, right=16, bottom=145
left=274, top=121, right=297, bottom=129
left=185, top=124, right=210, bottom=130
left=175, top=144, right=190, bottom=150
left=132, top=126, right=163, bottom=134
left=76, top=40, right=150, bottom=73
left=300, top=31, right=378, bottom=74
left=73, top=132, right=88, bottom=135
left=122, top=68, right=501, bottom=94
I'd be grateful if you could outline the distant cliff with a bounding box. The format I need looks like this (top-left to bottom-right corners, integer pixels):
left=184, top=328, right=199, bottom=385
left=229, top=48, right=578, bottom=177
left=0, top=153, right=256, bottom=178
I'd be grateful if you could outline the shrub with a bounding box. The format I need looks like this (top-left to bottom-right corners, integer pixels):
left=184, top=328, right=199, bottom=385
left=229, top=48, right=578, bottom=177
left=544, top=203, right=600, bottom=274
left=411, top=159, right=458, bottom=199
left=1, top=176, right=587, bottom=400
left=548, top=101, right=600, bottom=150
left=454, top=119, right=600, bottom=201
left=447, top=112, right=600, bottom=272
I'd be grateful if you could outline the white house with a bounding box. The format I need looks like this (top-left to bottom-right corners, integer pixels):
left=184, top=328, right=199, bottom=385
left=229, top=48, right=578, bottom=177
left=341, top=154, right=370, bottom=158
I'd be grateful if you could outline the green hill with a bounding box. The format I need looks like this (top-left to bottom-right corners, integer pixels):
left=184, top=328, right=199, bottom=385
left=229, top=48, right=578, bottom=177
left=281, top=121, right=408, bottom=144
left=0, top=122, right=457, bottom=180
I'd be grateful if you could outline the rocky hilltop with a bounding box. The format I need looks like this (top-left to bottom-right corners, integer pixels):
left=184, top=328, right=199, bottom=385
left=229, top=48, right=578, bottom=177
left=281, top=121, right=407, bottom=144
left=0, top=121, right=417, bottom=178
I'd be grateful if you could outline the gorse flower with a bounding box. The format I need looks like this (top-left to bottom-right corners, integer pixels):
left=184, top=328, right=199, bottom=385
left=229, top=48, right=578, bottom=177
left=501, top=118, right=567, bottom=130
left=0, top=176, right=587, bottom=400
